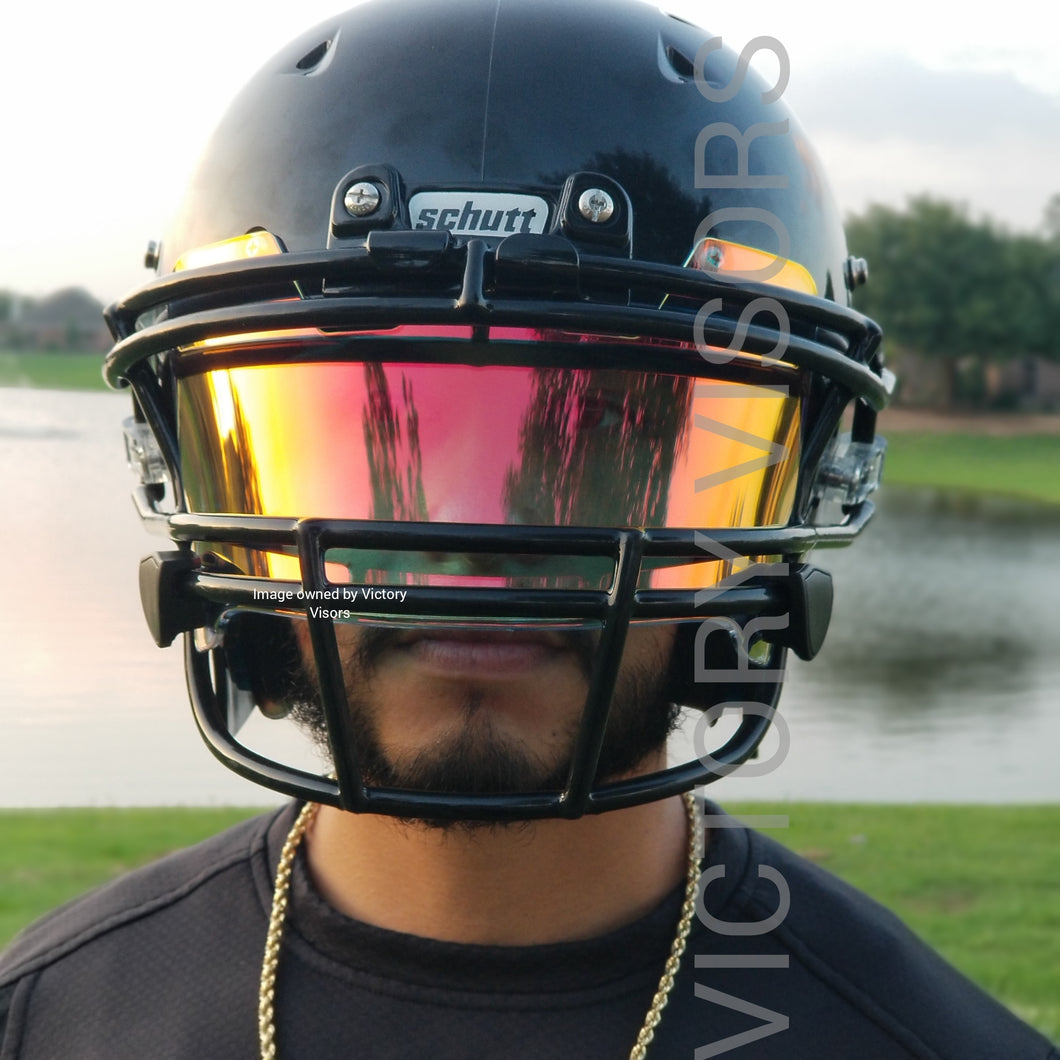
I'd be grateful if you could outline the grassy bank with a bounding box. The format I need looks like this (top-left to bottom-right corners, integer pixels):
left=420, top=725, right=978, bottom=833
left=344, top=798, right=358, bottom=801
left=0, top=807, right=259, bottom=946
left=0, top=803, right=1056, bottom=1043
left=882, top=432, right=1060, bottom=505
left=0, top=349, right=108, bottom=391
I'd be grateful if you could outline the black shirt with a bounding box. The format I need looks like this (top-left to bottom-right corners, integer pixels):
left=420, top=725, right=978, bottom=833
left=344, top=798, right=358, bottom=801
left=0, top=802, right=1055, bottom=1058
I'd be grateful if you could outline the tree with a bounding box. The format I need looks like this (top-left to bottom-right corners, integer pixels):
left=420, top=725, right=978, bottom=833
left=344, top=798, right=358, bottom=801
left=1042, top=192, right=1060, bottom=243
left=846, top=196, right=1057, bottom=407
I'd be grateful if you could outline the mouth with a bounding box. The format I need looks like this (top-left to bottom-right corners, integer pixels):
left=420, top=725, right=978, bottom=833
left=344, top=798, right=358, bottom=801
left=393, top=628, right=575, bottom=679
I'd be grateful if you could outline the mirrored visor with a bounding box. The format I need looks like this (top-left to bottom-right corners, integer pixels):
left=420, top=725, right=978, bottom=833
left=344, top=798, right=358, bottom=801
left=176, top=330, right=803, bottom=589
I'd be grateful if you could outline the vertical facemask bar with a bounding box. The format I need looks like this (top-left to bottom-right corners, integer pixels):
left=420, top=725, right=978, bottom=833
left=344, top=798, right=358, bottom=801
left=296, top=521, right=370, bottom=812
left=559, top=530, right=644, bottom=815
left=290, top=519, right=651, bottom=818
left=184, top=636, right=342, bottom=804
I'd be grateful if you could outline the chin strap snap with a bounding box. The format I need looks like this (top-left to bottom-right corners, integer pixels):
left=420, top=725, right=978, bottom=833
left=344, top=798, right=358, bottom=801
left=138, top=551, right=212, bottom=648
left=772, top=563, right=834, bottom=661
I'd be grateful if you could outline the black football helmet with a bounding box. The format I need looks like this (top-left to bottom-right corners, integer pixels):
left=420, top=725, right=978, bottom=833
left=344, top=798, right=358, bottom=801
left=104, top=0, right=892, bottom=820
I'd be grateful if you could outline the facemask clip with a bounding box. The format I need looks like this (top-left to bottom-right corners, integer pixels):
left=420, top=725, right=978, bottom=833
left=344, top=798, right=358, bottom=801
left=816, top=432, right=887, bottom=508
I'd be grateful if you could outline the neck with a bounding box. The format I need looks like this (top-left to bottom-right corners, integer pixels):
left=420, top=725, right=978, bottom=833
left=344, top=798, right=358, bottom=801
left=304, top=780, right=690, bottom=946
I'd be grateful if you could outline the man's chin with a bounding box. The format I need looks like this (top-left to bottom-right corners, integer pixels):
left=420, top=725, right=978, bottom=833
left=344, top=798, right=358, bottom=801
left=366, top=714, right=571, bottom=799
left=290, top=622, right=679, bottom=819
left=349, top=725, right=562, bottom=831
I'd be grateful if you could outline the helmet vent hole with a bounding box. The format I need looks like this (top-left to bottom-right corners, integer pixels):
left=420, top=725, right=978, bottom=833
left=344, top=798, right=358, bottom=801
left=665, top=45, right=695, bottom=80
left=296, top=39, right=332, bottom=72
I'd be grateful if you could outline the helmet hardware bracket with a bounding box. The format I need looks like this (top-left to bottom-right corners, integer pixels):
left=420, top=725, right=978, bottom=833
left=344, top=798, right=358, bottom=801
left=329, top=164, right=407, bottom=241
left=139, top=551, right=213, bottom=648
left=556, top=172, right=633, bottom=254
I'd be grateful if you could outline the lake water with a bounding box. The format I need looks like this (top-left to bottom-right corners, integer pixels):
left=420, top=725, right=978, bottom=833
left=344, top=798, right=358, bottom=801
left=2, top=386, right=1058, bottom=806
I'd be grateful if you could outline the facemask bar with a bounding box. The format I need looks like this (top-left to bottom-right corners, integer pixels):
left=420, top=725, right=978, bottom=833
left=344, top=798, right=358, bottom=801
left=105, top=232, right=892, bottom=411
left=177, top=516, right=804, bottom=819
left=111, top=234, right=893, bottom=546
left=143, top=508, right=844, bottom=818
left=107, top=231, right=892, bottom=819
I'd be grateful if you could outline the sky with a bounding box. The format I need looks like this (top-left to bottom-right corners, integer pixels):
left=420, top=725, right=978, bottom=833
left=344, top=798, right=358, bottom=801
left=2, top=0, right=1058, bottom=304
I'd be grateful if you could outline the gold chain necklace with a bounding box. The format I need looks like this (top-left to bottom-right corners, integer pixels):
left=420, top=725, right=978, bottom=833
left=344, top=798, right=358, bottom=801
left=259, top=791, right=700, bottom=1060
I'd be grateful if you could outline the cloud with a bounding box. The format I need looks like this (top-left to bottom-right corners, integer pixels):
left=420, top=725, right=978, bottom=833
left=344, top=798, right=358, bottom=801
left=789, top=56, right=1060, bottom=231
left=796, top=54, right=1059, bottom=142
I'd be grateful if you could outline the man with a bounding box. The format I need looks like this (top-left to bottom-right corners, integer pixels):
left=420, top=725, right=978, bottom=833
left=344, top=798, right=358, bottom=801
left=0, top=1, right=1055, bottom=1056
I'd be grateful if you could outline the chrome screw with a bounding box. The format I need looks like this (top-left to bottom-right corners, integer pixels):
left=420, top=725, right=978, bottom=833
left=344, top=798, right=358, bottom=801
left=344, top=181, right=383, bottom=217
left=845, top=255, right=869, bottom=290
left=578, top=188, right=615, bottom=224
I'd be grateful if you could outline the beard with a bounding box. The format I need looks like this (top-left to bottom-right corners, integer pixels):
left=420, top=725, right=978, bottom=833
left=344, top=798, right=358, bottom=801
left=289, top=624, right=679, bottom=817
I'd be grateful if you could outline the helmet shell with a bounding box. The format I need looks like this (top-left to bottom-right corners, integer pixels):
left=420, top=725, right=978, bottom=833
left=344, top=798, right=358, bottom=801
left=164, top=0, right=849, bottom=302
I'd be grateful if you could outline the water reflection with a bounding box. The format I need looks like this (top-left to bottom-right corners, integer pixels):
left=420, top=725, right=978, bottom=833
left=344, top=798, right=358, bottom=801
left=0, top=387, right=267, bottom=807
left=796, top=488, right=1060, bottom=718
left=2, top=387, right=1058, bottom=805
left=681, top=488, right=1060, bottom=803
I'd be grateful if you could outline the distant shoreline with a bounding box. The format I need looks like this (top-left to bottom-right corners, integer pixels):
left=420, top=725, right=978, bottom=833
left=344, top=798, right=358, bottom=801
left=0, top=350, right=108, bottom=391
left=881, top=407, right=1060, bottom=436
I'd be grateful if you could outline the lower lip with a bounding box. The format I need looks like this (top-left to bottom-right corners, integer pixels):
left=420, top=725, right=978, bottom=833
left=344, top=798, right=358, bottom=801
left=404, top=635, right=560, bottom=678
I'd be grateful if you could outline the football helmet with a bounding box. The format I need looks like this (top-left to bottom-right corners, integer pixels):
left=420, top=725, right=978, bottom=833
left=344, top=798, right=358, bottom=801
left=104, top=0, right=892, bottom=820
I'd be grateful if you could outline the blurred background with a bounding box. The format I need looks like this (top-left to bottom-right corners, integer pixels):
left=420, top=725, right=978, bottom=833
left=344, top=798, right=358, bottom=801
left=1, top=0, right=1058, bottom=806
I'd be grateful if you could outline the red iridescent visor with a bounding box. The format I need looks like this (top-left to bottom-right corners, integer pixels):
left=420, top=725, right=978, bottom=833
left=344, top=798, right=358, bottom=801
left=176, top=326, right=803, bottom=590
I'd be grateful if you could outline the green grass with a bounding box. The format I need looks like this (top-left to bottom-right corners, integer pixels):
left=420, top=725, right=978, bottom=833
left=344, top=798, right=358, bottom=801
left=0, top=349, right=108, bottom=391
left=727, top=802, right=1060, bottom=1044
left=0, top=807, right=261, bottom=946
left=0, top=804, right=1056, bottom=1043
left=882, top=432, right=1060, bottom=505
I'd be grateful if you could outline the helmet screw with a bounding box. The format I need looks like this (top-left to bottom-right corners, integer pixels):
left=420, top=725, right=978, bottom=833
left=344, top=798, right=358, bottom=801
left=144, top=239, right=161, bottom=270
left=844, top=255, right=869, bottom=290
left=344, top=181, right=383, bottom=217
left=578, top=188, right=615, bottom=224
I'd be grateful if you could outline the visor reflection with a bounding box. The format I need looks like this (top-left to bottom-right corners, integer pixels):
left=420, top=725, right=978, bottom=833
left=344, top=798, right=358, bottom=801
left=178, top=354, right=801, bottom=589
